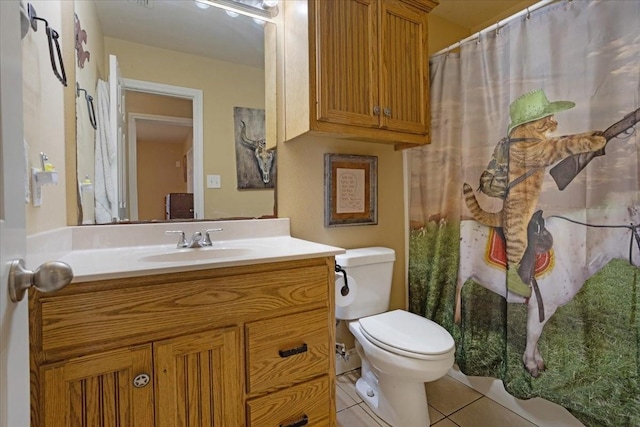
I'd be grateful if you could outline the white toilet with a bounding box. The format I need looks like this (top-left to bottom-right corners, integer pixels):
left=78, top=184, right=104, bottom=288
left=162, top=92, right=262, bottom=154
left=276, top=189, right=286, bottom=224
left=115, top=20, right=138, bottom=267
left=335, top=247, right=455, bottom=427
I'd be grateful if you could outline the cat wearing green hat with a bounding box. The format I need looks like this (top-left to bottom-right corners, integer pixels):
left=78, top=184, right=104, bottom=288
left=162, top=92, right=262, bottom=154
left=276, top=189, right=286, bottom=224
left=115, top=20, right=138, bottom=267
left=463, top=89, right=606, bottom=298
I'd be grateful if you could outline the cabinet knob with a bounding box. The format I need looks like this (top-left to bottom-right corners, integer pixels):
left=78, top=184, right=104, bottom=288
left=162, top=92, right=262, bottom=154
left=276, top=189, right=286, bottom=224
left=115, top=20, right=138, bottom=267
left=132, top=373, right=151, bottom=388
left=383, top=107, right=391, bottom=117
left=373, top=106, right=381, bottom=116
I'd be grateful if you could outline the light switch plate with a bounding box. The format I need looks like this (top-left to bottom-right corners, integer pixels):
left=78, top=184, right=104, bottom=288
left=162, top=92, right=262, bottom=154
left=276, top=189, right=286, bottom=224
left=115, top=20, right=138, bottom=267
left=207, top=174, right=221, bottom=189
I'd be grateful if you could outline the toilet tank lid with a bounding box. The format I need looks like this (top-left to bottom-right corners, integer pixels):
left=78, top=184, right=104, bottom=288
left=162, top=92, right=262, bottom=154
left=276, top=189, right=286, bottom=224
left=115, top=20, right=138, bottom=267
left=335, top=247, right=395, bottom=267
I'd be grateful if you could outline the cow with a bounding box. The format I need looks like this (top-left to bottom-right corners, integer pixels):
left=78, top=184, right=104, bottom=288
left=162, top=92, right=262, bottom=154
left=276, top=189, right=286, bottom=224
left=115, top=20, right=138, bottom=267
left=455, top=205, right=640, bottom=377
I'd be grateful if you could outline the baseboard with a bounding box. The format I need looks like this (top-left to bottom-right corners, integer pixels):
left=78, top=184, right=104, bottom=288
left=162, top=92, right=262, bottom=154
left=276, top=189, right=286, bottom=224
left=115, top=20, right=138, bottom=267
left=335, top=349, right=361, bottom=375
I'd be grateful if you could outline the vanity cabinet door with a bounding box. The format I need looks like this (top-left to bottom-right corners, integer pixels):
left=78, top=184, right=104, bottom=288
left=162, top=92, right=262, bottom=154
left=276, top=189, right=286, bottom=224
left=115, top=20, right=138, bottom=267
left=38, top=346, right=154, bottom=427
left=154, top=326, right=243, bottom=427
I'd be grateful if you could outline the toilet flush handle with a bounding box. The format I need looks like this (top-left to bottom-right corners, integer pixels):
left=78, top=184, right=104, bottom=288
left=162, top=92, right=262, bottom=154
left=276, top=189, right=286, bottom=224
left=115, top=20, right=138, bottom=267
left=335, top=263, right=350, bottom=296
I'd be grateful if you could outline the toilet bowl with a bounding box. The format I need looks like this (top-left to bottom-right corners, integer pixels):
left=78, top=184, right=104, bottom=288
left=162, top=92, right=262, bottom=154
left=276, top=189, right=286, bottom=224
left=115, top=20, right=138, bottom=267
left=335, top=248, right=455, bottom=427
left=348, top=310, right=455, bottom=427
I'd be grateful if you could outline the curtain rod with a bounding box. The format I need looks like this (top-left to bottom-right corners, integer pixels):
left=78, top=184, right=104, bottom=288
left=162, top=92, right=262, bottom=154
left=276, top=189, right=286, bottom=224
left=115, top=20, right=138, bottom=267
left=431, top=0, right=559, bottom=57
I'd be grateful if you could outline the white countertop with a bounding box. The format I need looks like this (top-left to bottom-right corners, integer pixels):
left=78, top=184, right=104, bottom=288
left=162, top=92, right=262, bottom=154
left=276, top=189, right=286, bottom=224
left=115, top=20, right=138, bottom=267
left=27, top=219, right=345, bottom=283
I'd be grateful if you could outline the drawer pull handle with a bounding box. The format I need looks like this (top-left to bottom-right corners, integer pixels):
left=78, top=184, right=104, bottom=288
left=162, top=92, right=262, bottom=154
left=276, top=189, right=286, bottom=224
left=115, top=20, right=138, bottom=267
left=280, top=414, right=308, bottom=427
left=279, top=343, right=308, bottom=358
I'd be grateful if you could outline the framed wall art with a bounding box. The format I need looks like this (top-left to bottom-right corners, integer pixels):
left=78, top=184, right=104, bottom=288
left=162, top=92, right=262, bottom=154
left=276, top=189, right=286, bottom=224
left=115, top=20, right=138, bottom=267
left=233, top=106, right=276, bottom=189
left=324, top=154, right=378, bottom=227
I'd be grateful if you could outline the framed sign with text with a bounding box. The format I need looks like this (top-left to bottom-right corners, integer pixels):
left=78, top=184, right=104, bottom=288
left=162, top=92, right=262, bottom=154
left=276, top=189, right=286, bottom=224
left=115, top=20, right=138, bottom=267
left=324, top=154, right=378, bottom=227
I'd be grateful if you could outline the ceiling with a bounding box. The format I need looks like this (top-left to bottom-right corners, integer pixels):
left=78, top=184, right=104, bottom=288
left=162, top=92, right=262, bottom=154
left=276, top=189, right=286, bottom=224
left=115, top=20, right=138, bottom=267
left=97, top=0, right=535, bottom=144
left=431, top=0, right=537, bottom=33
left=94, top=0, right=536, bottom=68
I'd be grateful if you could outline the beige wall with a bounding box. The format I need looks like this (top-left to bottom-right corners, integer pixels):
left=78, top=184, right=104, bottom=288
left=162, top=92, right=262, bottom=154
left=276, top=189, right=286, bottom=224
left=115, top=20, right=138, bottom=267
left=104, top=37, right=274, bottom=220
left=23, top=0, right=68, bottom=234
left=278, top=16, right=472, bottom=320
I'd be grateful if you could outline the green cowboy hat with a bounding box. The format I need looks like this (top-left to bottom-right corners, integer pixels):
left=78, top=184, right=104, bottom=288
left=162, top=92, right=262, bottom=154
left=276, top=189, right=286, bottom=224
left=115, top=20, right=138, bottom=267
left=507, top=89, right=575, bottom=135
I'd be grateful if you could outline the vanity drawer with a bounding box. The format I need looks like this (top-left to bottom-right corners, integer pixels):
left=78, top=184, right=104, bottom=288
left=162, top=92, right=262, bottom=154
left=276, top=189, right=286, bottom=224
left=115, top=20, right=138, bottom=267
left=246, top=309, right=330, bottom=394
left=246, top=376, right=331, bottom=427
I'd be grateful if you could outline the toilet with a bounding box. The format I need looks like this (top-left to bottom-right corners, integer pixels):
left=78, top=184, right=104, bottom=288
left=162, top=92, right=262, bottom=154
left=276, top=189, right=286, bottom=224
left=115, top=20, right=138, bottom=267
left=335, top=247, right=455, bottom=427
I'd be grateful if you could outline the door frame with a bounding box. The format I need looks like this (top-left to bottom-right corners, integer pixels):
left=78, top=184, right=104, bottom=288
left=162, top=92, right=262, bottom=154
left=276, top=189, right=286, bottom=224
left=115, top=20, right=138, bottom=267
left=127, top=113, right=193, bottom=221
left=122, top=78, right=204, bottom=219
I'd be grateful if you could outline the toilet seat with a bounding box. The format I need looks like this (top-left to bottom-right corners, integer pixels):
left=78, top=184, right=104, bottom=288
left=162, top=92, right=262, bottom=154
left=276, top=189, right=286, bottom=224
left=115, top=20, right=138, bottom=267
left=358, top=310, right=454, bottom=360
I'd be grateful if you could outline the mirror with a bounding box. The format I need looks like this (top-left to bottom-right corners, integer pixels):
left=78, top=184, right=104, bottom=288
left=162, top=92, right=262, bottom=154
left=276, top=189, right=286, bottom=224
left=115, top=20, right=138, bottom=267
left=73, top=0, right=277, bottom=225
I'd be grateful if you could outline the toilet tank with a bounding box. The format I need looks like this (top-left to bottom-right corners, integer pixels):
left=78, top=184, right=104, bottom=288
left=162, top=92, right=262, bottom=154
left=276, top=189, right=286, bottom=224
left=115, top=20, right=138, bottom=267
left=335, top=247, right=395, bottom=320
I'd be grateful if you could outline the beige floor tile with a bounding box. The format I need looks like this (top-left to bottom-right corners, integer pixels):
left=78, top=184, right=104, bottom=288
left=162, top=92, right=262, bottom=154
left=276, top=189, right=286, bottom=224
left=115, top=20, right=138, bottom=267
left=425, top=375, right=482, bottom=416
left=357, top=401, right=447, bottom=427
left=336, top=404, right=383, bottom=427
left=432, top=419, right=460, bottom=427
left=336, top=370, right=363, bottom=404
left=429, top=405, right=446, bottom=425
left=336, top=384, right=358, bottom=412
left=359, top=402, right=392, bottom=426
left=448, top=397, right=537, bottom=427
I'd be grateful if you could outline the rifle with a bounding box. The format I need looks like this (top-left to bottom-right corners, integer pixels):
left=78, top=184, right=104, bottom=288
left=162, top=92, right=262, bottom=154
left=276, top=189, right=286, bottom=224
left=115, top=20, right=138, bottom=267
left=550, top=107, right=640, bottom=190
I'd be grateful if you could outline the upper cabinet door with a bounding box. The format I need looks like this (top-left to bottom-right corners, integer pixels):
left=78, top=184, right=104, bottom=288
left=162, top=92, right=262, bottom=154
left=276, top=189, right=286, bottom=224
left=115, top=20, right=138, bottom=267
left=379, top=1, right=430, bottom=135
left=283, top=0, right=436, bottom=147
left=314, top=0, right=379, bottom=127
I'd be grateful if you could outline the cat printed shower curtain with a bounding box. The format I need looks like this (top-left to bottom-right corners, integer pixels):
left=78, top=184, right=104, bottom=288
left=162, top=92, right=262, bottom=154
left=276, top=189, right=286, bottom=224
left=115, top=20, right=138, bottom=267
left=408, top=1, right=640, bottom=425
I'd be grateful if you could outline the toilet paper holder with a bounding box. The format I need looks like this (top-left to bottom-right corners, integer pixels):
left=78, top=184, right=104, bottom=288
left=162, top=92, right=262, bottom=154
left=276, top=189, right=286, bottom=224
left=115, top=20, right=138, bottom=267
left=335, top=263, right=350, bottom=296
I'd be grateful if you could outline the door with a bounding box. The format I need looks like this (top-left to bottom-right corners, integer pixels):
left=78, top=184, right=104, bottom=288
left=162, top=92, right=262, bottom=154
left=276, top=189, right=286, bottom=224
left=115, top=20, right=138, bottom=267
left=379, top=1, right=430, bottom=135
left=39, top=346, right=154, bottom=427
left=109, top=54, right=127, bottom=220
left=315, top=0, right=379, bottom=128
left=154, top=327, right=243, bottom=427
left=0, top=1, right=29, bottom=426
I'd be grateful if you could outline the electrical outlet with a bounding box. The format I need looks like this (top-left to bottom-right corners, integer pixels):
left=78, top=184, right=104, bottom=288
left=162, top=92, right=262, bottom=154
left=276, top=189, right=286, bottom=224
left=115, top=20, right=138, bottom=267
left=207, top=174, right=221, bottom=189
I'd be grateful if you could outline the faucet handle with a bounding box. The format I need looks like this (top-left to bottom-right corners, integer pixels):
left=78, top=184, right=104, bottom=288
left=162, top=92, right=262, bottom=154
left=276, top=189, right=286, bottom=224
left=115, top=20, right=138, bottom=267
left=202, top=228, right=223, bottom=246
left=165, top=230, right=187, bottom=248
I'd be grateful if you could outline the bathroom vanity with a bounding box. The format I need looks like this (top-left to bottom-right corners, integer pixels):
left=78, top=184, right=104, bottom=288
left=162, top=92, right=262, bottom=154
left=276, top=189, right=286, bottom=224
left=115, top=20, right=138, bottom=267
left=27, top=220, right=342, bottom=426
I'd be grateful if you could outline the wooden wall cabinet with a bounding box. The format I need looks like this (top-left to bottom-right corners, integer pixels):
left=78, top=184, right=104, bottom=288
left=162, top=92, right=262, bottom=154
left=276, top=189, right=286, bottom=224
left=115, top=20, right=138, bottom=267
left=30, top=257, right=336, bottom=426
left=282, top=0, right=438, bottom=149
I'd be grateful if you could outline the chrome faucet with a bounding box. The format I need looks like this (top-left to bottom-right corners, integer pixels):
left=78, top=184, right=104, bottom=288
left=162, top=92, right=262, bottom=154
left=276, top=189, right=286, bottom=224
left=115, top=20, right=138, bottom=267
left=166, top=228, right=224, bottom=248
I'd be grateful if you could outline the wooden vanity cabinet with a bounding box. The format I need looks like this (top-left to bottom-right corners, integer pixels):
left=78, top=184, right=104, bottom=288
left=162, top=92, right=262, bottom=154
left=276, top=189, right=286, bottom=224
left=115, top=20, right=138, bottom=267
left=29, top=257, right=336, bottom=427
left=282, top=0, right=438, bottom=148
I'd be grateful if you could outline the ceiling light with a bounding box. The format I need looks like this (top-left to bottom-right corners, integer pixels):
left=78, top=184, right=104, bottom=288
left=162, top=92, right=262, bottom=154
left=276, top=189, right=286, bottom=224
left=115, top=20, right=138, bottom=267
left=194, top=1, right=210, bottom=9
left=253, top=17, right=266, bottom=26
left=225, top=10, right=239, bottom=17
left=195, top=0, right=277, bottom=21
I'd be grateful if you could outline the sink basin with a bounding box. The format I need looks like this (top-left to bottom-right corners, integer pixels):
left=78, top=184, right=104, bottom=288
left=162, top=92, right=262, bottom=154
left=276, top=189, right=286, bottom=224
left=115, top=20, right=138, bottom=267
left=139, top=248, right=253, bottom=263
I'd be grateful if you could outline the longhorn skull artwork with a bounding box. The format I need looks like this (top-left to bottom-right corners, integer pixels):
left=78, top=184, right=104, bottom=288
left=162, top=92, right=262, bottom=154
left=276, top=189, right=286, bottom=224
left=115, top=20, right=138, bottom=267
left=239, top=120, right=274, bottom=185
left=233, top=107, right=275, bottom=189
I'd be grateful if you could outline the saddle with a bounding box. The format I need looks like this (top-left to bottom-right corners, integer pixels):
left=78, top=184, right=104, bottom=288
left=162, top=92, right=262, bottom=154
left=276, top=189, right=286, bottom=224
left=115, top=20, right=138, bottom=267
left=489, top=210, right=554, bottom=278
left=519, top=210, right=553, bottom=283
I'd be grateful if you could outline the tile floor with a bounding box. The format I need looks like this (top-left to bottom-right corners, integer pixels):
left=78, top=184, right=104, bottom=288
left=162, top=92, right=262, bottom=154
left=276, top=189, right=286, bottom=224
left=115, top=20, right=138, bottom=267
left=336, top=369, right=540, bottom=427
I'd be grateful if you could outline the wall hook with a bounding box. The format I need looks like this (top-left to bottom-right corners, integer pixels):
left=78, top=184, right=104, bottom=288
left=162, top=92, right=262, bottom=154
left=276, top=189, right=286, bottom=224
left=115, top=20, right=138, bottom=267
left=27, top=3, right=67, bottom=86
left=76, top=83, right=97, bottom=130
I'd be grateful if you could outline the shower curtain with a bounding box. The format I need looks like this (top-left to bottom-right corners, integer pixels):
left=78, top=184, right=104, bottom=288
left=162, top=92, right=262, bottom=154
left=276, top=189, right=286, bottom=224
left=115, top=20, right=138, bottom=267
left=408, top=1, right=639, bottom=425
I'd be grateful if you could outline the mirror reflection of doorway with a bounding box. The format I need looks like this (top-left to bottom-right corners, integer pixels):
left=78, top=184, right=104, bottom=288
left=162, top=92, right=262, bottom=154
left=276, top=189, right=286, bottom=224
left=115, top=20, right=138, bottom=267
left=126, top=91, right=193, bottom=221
